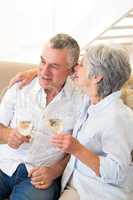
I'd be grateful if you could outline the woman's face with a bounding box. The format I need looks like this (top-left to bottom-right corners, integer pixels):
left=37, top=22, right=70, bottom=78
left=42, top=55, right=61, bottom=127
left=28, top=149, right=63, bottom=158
left=73, top=58, right=102, bottom=98
left=73, top=58, right=91, bottom=88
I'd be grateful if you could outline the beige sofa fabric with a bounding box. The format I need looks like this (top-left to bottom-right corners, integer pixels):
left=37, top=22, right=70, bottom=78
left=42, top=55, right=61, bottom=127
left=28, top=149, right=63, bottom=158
left=0, top=61, right=37, bottom=93
left=0, top=61, right=133, bottom=109
left=121, top=75, right=133, bottom=110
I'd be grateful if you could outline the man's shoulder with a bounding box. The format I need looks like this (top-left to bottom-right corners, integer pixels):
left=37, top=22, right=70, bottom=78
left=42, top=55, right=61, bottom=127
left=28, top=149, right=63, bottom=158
left=64, top=78, right=83, bottom=98
left=14, top=77, right=38, bottom=95
left=3, top=78, right=38, bottom=101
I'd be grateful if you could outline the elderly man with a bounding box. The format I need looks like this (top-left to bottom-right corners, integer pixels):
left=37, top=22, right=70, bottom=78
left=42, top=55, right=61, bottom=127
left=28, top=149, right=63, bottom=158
left=0, top=33, right=83, bottom=200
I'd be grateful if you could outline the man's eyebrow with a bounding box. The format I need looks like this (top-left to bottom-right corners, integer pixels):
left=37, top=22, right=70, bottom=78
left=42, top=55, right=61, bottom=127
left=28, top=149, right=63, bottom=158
left=51, top=63, right=61, bottom=67
left=40, top=56, right=45, bottom=61
left=40, top=56, right=61, bottom=67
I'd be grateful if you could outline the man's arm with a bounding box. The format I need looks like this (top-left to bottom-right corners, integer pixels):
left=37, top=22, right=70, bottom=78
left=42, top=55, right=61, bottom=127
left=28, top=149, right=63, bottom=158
left=0, top=83, right=31, bottom=146
left=0, top=123, right=30, bottom=147
left=29, top=154, right=70, bottom=189
left=0, top=123, right=11, bottom=143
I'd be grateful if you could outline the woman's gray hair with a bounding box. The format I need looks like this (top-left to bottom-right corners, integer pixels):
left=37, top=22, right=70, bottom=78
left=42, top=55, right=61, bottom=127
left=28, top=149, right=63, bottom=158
left=49, top=33, right=80, bottom=68
left=83, top=44, right=131, bottom=98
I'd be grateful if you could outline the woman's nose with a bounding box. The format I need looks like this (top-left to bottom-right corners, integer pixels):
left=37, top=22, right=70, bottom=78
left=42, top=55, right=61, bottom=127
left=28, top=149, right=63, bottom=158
left=74, top=63, right=80, bottom=72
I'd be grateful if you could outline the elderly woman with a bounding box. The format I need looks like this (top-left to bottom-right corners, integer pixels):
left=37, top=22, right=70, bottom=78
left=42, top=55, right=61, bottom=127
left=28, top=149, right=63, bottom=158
left=50, top=44, right=133, bottom=200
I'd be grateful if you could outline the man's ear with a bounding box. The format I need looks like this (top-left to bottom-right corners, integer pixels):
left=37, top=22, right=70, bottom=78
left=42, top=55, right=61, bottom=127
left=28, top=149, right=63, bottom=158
left=69, top=63, right=78, bottom=75
left=93, top=75, right=103, bottom=84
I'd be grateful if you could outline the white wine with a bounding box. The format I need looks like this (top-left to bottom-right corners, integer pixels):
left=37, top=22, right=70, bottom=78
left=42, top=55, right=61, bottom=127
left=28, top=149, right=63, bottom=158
left=18, top=121, right=33, bottom=136
left=47, top=118, right=63, bottom=134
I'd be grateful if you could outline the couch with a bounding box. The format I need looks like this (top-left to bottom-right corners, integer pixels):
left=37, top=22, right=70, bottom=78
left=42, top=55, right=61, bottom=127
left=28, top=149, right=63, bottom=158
left=0, top=61, right=37, bottom=93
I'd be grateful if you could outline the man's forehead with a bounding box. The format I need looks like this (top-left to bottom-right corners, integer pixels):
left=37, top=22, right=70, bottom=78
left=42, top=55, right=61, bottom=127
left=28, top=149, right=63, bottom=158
left=41, top=46, right=69, bottom=62
left=42, top=45, right=68, bottom=54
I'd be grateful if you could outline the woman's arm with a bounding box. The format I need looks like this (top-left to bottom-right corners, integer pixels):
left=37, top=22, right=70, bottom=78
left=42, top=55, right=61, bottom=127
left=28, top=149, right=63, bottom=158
left=51, top=134, right=100, bottom=176
left=9, top=68, right=37, bottom=89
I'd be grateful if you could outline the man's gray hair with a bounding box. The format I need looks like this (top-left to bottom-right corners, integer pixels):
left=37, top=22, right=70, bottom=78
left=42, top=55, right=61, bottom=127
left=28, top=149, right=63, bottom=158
left=83, top=44, right=131, bottom=98
left=49, top=33, right=80, bottom=68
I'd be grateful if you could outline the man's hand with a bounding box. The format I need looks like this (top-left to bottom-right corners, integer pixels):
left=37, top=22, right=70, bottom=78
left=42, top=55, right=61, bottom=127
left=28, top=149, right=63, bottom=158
left=8, top=128, right=31, bottom=149
left=28, top=166, right=55, bottom=189
left=8, top=68, right=37, bottom=89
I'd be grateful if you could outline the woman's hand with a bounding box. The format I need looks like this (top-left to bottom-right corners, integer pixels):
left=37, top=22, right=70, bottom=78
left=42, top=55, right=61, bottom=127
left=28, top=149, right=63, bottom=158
left=8, top=68, right=37, bottom=89
left=51, top=133, right=100, bottom=176
left=50, top=133, right=81, bottom=155
left=28, top=166, right=55, bottom=189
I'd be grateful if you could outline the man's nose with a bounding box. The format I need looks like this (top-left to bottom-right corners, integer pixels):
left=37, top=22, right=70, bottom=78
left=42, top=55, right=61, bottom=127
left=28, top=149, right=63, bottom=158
left=40, top=64, right=50, bottom=74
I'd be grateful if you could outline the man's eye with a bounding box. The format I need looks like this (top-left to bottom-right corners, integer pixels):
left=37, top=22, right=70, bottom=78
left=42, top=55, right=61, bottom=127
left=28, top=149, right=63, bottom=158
left=41, top=60, right=46, bottom=64
left=49, top=64, right=58, bottom=69
left=41, top=60, right=46, bottom=65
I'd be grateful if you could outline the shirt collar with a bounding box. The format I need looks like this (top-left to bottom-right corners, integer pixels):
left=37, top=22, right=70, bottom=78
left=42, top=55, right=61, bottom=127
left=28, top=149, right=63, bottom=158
left=62, top=77, right=77, bottom=99
left=32, top=78, right=42, bottom=95
left=30, top=77, right=75, bottom=102
left=87, top=91, right=121, bottom=116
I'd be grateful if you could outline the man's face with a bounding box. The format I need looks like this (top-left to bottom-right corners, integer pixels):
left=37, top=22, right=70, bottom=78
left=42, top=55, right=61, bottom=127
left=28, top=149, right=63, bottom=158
left=38, top=46, right=71, bottom=91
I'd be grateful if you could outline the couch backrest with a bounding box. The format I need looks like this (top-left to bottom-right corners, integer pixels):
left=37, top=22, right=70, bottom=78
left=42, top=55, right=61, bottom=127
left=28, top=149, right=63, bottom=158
left=0, top=61, right=37, bottom=93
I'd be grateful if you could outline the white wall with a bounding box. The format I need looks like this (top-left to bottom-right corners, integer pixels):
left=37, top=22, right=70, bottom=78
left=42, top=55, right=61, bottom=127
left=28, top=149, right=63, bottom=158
left=71, top=0, right=133, bottom=48
left=0, top=0, right=132, bottom=63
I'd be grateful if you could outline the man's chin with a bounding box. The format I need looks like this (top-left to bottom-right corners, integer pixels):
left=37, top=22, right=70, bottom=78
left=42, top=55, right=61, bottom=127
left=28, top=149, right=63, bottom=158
left=39, top=81, right=50, bottom=90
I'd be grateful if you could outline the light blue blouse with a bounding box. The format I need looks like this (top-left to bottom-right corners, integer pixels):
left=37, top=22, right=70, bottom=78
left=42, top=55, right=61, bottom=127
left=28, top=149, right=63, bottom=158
left=62, top=91, right=133, bottom=200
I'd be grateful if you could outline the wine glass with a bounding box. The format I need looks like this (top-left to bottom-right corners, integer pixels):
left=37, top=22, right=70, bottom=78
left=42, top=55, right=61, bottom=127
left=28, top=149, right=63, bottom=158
left=17, top=121, right=33, bottom=137
left=47, top=118, right=63, bottom=134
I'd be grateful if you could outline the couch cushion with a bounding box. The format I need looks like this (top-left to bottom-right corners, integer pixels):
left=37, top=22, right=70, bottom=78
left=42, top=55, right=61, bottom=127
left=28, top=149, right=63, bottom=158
left=0, top=61, right=37, bottom=93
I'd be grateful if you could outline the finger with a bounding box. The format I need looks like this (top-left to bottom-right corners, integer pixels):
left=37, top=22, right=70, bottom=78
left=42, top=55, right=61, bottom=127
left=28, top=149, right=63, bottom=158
left=31, top=178, right=42, bottom=185
left=8, top=139, right=23, bottom=149
left=8, top=137, right=23, bottom=148
left=51, top=134, right=65, bottom=141
left=13, top=136, right=26, bottom=145
left=8, top=143, right=20, bottom=149
left=50, top=140, right=65, bottom=150
left=19, top=79, right=29, bottom=89
left=31, top=174, right=42, bottom=183
left=8, top=74, right=24, bottom=88
left=33, top=182, right=52, bottom=189
left=8, top=79, right=18, bottom=88
left=22, top=136, right=31, bottom=143
left=52, top=134, right=65, bottom=139
left=34, top=183, right=51, bottom=189
left=28, top=167, right=39, bottom=177
left=15, top=131, right=30, bottom=143
left=50, top=137, right=64, bottom=146
left=29, top=167, right=43, bottom=179
left=50, top=140, right=63, bottom=146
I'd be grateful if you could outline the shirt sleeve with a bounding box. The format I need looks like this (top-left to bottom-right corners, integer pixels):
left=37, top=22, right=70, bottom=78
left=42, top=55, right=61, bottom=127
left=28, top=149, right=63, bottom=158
left=99, top=118, right=131, bottom=185
left=0, top=84, right=18, bottom=126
